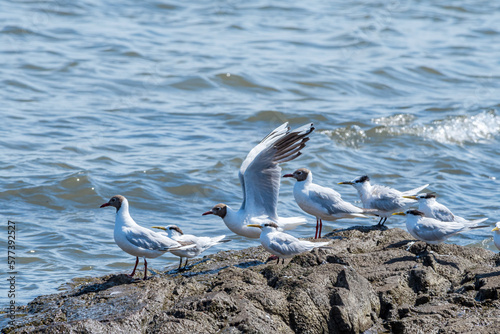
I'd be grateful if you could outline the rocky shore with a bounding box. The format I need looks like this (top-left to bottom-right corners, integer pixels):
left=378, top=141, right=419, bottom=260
left=3, top=226, right=500, bottom=333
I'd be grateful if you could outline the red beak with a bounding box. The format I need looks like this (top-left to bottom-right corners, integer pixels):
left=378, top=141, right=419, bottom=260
left=100, top=203, right=110, bottom=208
left=283, top=174, right=293, bottom=178
left=202, top=211, right=213, bottom=216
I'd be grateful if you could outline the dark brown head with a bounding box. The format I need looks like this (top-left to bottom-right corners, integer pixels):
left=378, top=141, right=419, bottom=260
left=100, top=195, right=126, bottom=212
left=202, top=203, right=228, bottom=218
left=283, top=168, right=310, bottom=182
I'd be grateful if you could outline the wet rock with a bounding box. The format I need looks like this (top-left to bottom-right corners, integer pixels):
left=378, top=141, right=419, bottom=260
left=3, top=227, right=500, bottom=333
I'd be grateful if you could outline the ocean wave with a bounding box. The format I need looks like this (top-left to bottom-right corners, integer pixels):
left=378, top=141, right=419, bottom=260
left=323, top=110, right=500, bottom=147
left=377, top=110, right=500, bottom=144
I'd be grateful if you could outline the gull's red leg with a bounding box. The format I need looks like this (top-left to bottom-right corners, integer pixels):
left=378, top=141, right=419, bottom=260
left=319, top=219, right=323, bottom=238
left=315, top=217, right=319, bottom=239
left=129, top=257, right=139, bottom=277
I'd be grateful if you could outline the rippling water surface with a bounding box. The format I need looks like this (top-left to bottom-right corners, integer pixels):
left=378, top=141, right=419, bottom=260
left=1, top=0, right=500, bottom=310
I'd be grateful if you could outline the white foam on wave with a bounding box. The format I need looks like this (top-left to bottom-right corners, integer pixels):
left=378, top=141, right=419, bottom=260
left=322, top=110, right=500, bottom=147
left=376, top=110, right=500, bottom=145
left=320, top=125, right=367, bottom=148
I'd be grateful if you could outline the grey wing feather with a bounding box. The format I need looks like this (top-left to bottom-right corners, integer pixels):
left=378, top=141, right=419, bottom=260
left=370, top=185, right=407, bottom=211
left=239, top=123, right=314, bottom=219
left=267, top=233, right=305, bottom=256
left=401, top=184, right=430, bottom=196
left=309, top=187, right=362, bottom=215
left=413, top=220, right=465, bottom=242
left=125, top=229, right=176, bottom=251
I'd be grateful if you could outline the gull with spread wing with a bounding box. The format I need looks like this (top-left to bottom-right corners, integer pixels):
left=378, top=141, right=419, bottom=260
left=247, top=222, right=331, bottom=264
left=151, top=225, right=229, bottom=270
left=403, top=192, right=488, bottom=225
left=283, top=168, right=376, bottom=239
left=100, top=195, right=195, bottom=279
left=203, top=123, right=315, bottom=238
left=339, top=175, right=428, bottom=226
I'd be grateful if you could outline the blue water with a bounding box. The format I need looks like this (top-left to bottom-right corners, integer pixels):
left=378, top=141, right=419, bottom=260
left=1, top=0, right=500, bottom=309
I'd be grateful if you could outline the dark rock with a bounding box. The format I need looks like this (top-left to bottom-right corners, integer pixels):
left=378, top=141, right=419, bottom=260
left=3, top=227, right=500, bottom=333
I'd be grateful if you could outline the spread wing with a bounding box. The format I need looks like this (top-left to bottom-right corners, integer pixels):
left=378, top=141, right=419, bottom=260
left=239, top=123, right=314, bottom=219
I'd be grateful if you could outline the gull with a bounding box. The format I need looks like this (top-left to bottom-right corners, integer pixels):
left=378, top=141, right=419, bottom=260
left=247, top=222, right=331, bottom=264
left=338, top=175, right=429, bottom=226
left=151, top=225, right=229, bottom=270
left=492, top=222, right=500, bottom=250
left=402, top=193, right=488, bottom=225
left=283, top=168, right=376, bottom=239
left=100, top=195, right=195, bottom=279
left=393, top=209, right=489, bottom=247
left=202, top=122, right=315, bottom=239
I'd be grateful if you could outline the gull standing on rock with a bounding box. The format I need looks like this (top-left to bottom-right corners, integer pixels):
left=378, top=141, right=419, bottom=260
left=202, top=122, right=315, bottom=238
left=100, top=195, right=195, bottom=279
left=247, top=222, right=331, bottom=264
left=338, top=175, right=429, bottom=226
left=403, top=193, right=488, bottom=225
left=151, top=225, right=229, bottom=270
left=283, top=168, right=376, bottom=239
left=393, top=209, right=489, bottom=247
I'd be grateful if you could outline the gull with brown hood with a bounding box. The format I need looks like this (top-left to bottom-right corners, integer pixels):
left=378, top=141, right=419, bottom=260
left=247, top=222, right=331, bottom=264
left=151, top=224, right=230, bottom=270
left=283, top=168, right=376, bottom=239
left=338, top=175, right=429, bottom=226
left=100, top=195, right=196, bottom=279
left=203, top=122, right=315, bottom=238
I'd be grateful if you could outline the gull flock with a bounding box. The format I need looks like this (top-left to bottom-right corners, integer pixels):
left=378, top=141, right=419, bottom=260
left=100, top=122, right=499, bottom=279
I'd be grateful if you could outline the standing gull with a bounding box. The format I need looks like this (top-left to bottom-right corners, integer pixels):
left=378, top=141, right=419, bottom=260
left=402, top=193, right=488, bottom=225
left=151, top=225, right=229, bottom=270
left=247, top=222, right=330, bottom=264
left=283, top=168, right=375, bottom=239
left=202, top=122, right=315, bottom=238
left=100, top=195, right=194, bottom=279
left=393, top=209, right=489, bottom=247
left=338, top=175, right=429, bottom=226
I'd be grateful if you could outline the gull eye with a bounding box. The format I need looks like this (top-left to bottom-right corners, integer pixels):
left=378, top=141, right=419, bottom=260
left=215, top=207, right=220, bottom=211
left=111, top=198, right=116, bottom=202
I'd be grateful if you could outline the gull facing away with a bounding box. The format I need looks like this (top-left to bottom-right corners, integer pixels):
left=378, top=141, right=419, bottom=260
left=393, top=209, right=489, bottom=247
left=402, top=193, right=488, bottom=225
left=338, top=175, right=429, bottom=226
left=492, top=222, right=500, bottom=250
left=100, top=195, right=195, bottom=279
left=151, top=225, right=230, bottom=270
left=283, top=168, right=376, bottom=239
left=202, top=122, right=315, bottom=239
left=247, top=222, right=331, bottom=264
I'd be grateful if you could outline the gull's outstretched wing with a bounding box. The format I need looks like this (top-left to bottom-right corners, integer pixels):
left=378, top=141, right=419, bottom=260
left=238, top=122, right=315, bottom=219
